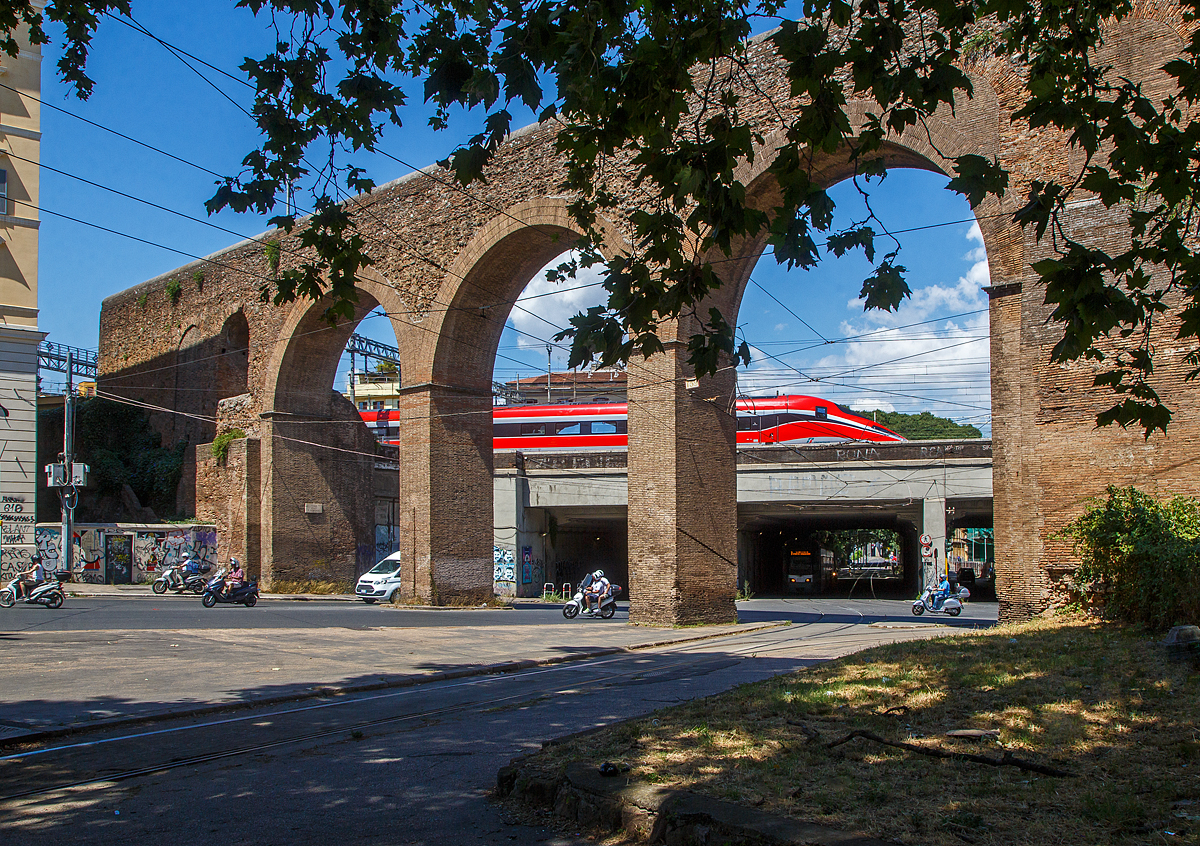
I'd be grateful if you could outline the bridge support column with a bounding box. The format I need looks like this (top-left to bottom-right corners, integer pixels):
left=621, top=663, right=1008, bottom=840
left=921, top=497, right=947, bottom=589
left=259, top=406, right=377, bottom=588
left=627, top=347, right=738, bottom=625
left=397, top=385, right=494, bottom=603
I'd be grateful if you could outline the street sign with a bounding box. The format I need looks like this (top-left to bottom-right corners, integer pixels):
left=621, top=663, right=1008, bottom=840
left=919, top=534, right=932, bottom=547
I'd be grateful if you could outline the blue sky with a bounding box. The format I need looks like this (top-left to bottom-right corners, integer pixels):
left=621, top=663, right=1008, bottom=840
left=34, top=2, right=990, bottom=433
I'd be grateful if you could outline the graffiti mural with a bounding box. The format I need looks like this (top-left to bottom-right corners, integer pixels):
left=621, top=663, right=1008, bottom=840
left=34, top=524, right=218, bottom=585
left=493, top=545, right=516, bottom=597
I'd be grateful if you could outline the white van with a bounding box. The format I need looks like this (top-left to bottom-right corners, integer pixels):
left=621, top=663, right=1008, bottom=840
left=355, top=551, right=404, bottom=603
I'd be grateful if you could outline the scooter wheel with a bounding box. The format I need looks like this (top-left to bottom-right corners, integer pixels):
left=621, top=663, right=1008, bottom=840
left=911, top=604, right=924, bottom=616
left=202, top=593, right=217, bottom=608
left=46, top=592, right=63, bottom=609
left=947, top=606, right=961, bottom=617
left=190, top=583, right=205, bottom=595
left=244, top=594, right=257, bottom=607
left=562, top=603, right=579, bottom=619
left=0, top=589, right=14, bottom=608
left=600, top=603, right=615, bottom=619
left=152, top=580, right=168, bottom=595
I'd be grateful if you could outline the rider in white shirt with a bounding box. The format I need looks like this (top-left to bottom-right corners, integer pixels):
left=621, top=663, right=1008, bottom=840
left=583, top=570, right=610, bottom=615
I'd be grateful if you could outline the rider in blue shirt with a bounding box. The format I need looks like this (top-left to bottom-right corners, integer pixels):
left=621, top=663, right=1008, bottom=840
left=934, top=574, right=951, bottom=609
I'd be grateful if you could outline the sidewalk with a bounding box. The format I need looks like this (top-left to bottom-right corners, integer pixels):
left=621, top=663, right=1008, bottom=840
left=66, top=581, right=361, bottom=603
left=0, top=605, right=784, bottom=746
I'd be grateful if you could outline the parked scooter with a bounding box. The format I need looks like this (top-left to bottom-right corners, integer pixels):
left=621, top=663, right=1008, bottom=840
left=912, top=582, right=970, bottom=617
left=152, top=561, right=212, bottom=595
left=200, top=568, right=259, bottom=608
left=0, top=570, right=72, bottom=609
left=562, top=575, right=622, bottom=619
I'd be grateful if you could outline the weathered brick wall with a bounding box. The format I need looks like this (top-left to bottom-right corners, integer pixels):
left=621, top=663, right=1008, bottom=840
left=98, top=2, right=1200, bottom=619
left=195, top=437, right=260, bottom=578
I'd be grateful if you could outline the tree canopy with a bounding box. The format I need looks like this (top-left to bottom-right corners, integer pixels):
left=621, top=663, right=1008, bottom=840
left=863, top=409, right=983, bottom=440
left=11, top=0, right=1200, bottom=434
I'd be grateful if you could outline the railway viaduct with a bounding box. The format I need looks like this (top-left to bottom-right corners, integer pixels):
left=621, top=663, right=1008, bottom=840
left=99, top=3, right=1200, bottom=625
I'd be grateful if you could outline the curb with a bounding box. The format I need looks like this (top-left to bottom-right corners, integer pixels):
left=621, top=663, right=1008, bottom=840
left=65, top=589, right=514, bottom=607
left=498, top=760, right=891, bottom=846
left=0, top=621, right=788, bottom=750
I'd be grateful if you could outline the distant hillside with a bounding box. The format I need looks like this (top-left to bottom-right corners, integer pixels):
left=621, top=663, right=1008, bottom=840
left=862, top=410, right=982, bottom=440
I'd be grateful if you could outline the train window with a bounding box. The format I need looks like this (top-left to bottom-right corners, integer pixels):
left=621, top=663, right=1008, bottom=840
left=737, top=416, right=758, bottom=431
left=815, top=406, right=828, bottom=419
left=519, top=423, right=546, bottom=436
left=591, top=421, right=618, bottom=434
left=554, top=422, right=582, bottom=435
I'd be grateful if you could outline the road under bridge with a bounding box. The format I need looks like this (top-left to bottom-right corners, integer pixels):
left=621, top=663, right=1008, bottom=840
left=473, top=439, right=992, bottom=598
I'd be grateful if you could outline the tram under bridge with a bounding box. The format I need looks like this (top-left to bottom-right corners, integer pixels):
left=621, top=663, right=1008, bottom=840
left=481, top=439, right=993, bottom=598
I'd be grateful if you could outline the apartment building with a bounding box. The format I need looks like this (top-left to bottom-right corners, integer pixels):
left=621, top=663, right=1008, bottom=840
left=0, top=26, right=42, bottom=578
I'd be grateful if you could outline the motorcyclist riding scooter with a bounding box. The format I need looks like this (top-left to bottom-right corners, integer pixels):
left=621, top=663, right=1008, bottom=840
left=583, top=570, right=610, bottom=616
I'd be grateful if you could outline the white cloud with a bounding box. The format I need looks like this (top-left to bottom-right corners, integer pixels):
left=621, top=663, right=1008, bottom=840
left=509, top=255, right=609, bottom=366
left=774, top=323, right=788, bottom=332
left=739, top=225, right=992, bottom=434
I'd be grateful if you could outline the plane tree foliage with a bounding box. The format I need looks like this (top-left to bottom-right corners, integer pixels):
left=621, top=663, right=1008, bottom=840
left=10, top=0, right=1200, bottom=434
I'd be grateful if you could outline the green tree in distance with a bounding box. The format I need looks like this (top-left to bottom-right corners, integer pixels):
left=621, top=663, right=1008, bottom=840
left=866, top=410, right=982, bottom=440
left=8, top=0, right=1200, bottom=434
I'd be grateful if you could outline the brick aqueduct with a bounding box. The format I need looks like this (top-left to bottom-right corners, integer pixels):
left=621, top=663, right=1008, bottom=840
left=100, top=6, right=1200, bottom=625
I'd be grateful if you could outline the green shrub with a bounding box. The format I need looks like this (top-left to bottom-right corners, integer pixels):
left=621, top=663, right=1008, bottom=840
left=165, top=278, right=182, bottom=305
left=192, top=269, right=205, bottom=290
left=210, top=429, right=246, bottom=464
left=1058, top=485, right=1200, bottom=629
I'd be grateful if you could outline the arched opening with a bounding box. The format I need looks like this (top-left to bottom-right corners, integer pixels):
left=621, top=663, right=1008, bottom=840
left=731, top=168, right=993, bottom=599
left=260, top=280, right=409, bottom=589
left=489, top=250, right=619, bottom=600
left=215, top=309, right=250, bottom=400
left=393, top=199, right=624, bottom=604
left=691, top=124, right=999, bottom=610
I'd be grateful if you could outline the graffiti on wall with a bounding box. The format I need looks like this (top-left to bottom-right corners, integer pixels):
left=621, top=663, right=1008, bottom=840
left=0, top=495, right=35, bottom=581
left=493, top=545, right=516, bottom=597
left=34, top=527, right=106, bottom=584
left=132, top=528, right=218, bottom=581
left=34, top=525, right=218, bottom=584
left=376, top=525, right=399, bottom=565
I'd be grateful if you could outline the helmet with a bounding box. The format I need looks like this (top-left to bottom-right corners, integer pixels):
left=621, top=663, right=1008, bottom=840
left=593, top=570, right=604, bottom=580
left=229, top=557, right=240, bottom=568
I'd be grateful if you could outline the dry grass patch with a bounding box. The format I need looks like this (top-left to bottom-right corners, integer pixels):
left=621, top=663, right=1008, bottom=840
left=521, top=614, right=1200, bottom=846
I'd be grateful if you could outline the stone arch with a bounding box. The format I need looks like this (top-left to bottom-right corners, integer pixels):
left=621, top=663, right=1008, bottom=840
left=384, top=198, right=628, bottom=604
left=623, top=76, right=1010, bottom=625
left=257, top=272, right=411, bottom=588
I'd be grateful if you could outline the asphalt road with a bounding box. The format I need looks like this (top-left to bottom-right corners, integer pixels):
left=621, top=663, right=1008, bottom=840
left=0, top=595, right=998, bottom=632
left=0, top=612, right=994, bottom=846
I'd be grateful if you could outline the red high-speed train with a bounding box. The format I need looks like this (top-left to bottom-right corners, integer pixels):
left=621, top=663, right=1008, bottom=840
left=359, top=395, right=904, bottom=450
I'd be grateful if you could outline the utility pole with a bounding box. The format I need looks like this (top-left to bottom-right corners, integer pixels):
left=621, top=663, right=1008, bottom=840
left=349, top=351, right=357, bottom=409
left=61, top=350, right=75, bottom=574
left=546, top=344, right=552, bottom=404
